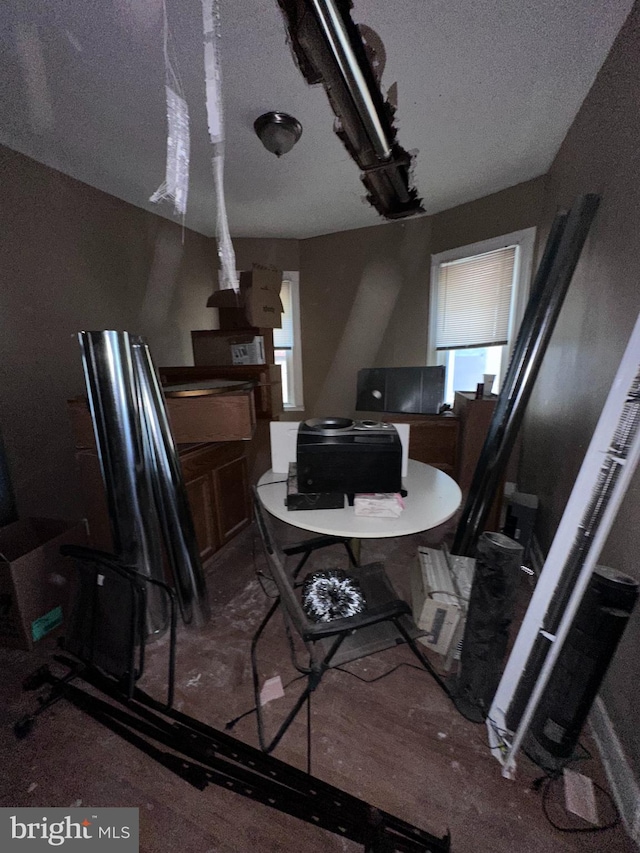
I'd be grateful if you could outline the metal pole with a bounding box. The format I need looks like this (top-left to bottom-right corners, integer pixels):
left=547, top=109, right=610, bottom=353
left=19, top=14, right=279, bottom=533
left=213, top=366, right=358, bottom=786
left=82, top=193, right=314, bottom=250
left=131, top=338, right=210, bottom=627
left=452, top=194, right=600, bottom=556
left=309, top=0, right=392, bottom=161
left=78, top=331, right=167, bottom=635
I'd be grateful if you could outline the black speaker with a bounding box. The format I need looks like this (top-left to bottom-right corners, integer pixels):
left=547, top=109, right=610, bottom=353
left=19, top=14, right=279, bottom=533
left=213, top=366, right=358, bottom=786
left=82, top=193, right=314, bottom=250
left=523, top=564, right=638, bottom=773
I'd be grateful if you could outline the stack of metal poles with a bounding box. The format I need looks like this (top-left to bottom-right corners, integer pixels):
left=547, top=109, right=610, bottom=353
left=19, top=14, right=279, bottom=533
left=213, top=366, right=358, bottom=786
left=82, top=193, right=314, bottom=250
left=78, top=330, right=209, bottom=634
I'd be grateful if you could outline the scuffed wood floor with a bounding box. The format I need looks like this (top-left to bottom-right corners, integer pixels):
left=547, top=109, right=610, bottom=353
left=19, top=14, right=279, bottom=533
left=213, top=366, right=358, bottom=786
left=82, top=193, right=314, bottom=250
left=0, top=519, right=634, bottom=852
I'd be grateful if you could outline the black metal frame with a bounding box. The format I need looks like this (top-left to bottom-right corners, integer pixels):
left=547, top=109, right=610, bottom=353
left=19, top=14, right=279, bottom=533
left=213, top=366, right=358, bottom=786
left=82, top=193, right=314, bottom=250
left=58, top=545, right=178, bottom=706
left=18, top=658, right=449, bottom=852
left=251, top=487, right=450, bottom=762
left=283, top=534, right=359, bottom=574
left=452, top=194, right=600, bottom=556
left=14, top=542, right=450, bottom=851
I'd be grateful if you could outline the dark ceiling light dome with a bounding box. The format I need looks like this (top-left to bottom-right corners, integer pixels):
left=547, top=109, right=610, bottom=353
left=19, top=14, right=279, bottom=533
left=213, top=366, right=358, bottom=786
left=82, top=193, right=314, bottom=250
left=254, top=111, right=303, bottom=157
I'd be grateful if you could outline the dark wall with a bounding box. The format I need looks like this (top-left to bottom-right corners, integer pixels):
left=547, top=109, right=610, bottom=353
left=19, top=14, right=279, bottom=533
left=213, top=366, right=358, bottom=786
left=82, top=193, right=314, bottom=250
left=297, top=179, right=543, bottom=420
left=0, top=146, right=215, bottom=519
left=519, top=5, right=640, bottom=777
left=233, top=237, right=300, bottom=272
left=431, top=177, right=545, bottom=255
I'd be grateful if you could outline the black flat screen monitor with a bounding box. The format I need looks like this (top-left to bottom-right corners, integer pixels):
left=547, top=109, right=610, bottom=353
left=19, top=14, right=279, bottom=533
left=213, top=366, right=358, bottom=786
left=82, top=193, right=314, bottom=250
left=356, top=366, right=445, bottom=414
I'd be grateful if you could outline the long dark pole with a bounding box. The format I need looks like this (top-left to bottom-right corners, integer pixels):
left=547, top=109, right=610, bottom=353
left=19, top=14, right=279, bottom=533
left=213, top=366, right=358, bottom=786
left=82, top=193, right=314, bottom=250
left=452, top=194, right=600, bottom=556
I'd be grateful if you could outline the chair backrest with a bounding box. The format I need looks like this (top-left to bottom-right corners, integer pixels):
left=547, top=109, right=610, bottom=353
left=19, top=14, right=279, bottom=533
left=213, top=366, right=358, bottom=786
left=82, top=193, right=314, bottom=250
left=252, top=487, right=316, bottom=639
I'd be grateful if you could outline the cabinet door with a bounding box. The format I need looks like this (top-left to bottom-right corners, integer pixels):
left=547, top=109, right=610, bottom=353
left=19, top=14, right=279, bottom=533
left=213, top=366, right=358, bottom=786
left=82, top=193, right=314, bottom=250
left=185, top=473, right=219, bottom=563
left=212, top=455, right=251, bottom=545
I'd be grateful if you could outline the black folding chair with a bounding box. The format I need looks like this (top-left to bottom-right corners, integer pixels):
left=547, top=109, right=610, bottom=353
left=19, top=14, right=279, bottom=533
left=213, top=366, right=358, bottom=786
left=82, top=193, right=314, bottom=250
left=251, top=487, right=448, bottom=761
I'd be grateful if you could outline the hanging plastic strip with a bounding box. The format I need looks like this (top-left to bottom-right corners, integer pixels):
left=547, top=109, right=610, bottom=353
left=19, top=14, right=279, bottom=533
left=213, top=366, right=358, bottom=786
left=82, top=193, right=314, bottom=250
left=150, top=0, right=190, bottom=219
left=202, top=0, right=238, bottom=291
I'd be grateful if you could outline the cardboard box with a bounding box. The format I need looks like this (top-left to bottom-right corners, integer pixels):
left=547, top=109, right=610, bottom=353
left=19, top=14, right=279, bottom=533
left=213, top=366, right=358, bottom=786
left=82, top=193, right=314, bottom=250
left=0, top=518, right=88, bottom=650
left=217, top=307, right=253, bottom=330
left=240, top=266, right=283, bottom=328
left=231, top=336, right=265, bottom=365
left=207, top=264, right=283, bottom=329
left=187, top=332, right=265, bottom=366
left=191, top=329, right=274, bottom=365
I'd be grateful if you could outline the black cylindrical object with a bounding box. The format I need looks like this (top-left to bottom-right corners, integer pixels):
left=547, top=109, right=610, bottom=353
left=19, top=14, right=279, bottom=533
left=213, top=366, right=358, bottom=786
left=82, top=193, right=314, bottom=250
left=452, top=195, right=600, bottom=557
left=523, top=564, right=638, bottom=773
left=453, top=532, right=524, bottom=722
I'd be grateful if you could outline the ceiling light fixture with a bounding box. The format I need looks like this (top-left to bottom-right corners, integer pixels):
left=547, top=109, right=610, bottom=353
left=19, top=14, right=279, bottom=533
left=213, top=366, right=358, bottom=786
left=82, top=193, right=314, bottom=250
left=254, top=111, right=303, bottom=157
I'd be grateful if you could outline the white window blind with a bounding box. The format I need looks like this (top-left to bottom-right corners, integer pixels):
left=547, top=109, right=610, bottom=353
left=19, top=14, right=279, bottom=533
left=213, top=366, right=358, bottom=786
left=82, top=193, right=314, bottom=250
left=273, top=279, right=293, bottom=349
left=434, top=246, right=516, bottom=351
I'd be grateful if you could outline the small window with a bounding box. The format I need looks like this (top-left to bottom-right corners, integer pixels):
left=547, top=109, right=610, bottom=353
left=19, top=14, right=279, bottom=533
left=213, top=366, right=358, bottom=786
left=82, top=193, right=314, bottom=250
left=429, top=229, right=536, bottom=405
left=273, top=272, right=304, bottom=409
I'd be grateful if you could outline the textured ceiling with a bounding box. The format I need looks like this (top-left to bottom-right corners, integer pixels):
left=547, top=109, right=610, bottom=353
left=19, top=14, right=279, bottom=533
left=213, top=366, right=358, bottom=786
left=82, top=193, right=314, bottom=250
left=0, top=0, right=633, bottom=238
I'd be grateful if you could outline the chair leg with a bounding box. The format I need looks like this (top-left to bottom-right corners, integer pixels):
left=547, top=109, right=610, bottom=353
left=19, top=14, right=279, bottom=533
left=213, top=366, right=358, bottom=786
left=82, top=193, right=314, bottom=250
left=393, top=618, right=452, bottom=698
left=250, top=597, right=281, bottom=750
left=253, top=629, right=348, bottom=757
left=251, top=595, right=318, bottom=755
left=306, top=691, right=312, bottom=776
left=343, top=539, right=359, bottom=567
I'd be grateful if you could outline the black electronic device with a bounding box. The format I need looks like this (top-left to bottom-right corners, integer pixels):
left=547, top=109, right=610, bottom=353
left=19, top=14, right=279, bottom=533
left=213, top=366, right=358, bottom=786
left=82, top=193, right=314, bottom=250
left=286, top=463, right=344, bottom=510
left=296, top=417, right=402, bottom=495
left=356, top=366, right=445, bottom=415
left=523, top=564, right=638, bottom=773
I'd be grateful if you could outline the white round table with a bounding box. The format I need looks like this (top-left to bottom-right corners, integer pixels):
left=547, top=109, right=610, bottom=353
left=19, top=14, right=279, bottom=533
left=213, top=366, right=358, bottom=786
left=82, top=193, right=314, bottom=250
left=256, top=459, right=462, bottom=538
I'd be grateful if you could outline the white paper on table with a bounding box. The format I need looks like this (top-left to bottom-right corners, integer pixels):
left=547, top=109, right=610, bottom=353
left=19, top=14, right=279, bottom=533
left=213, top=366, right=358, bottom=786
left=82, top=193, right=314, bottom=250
left=354, top=493, right=405, bottom=517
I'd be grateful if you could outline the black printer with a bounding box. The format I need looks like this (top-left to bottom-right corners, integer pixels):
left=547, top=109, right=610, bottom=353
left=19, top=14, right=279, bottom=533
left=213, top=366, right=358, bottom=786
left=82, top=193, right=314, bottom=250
left=296, top=417, right=402, bottom=495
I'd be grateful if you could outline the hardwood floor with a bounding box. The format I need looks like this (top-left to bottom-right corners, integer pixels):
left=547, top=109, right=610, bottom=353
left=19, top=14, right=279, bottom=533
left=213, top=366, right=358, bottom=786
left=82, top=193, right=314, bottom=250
left=0, top=520, right=634, bottom=852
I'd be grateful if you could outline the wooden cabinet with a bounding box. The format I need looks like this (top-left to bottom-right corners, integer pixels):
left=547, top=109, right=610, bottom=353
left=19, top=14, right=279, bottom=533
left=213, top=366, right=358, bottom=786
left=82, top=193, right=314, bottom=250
left=68, top=388, right=255, bottom=445
left=70, top=436, right=250, bottom=565
left=159, top=364, right=283, bottom=420
left=184, top=473, right=217, bottom=563
left=179, top=441, right=251, bottom=561
left=381, top=413, right=460, bottom=475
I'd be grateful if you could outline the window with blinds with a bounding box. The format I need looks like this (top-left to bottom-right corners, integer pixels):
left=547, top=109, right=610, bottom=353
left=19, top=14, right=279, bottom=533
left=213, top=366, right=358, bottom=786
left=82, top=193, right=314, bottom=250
left=273, top=274, right=304, bottom=408
left=429, top=228, right=536, bottom=406
left=434, top=246, right=517, bottom=351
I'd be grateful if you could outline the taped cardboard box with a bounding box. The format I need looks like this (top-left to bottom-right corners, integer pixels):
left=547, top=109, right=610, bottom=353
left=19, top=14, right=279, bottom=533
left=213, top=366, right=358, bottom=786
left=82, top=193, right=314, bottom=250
left=0, top=518, right=88, bottom=650
left=186, top=332, right=265, bottom=366
left=207, top=264, right=283, bottom=329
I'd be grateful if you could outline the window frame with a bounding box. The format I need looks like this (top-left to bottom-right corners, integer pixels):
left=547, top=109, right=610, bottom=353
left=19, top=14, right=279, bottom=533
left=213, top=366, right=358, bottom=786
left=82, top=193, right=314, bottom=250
left=428, top=228, right=536, bottom=396
left=274, top=271, right=304, bottom=411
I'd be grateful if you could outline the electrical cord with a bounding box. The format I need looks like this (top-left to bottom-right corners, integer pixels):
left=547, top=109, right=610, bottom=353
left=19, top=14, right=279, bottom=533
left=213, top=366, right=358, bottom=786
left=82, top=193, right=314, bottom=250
left=475, top=721, right=618, bottom=834
left=224, top=673, right=307, bottom=730
left=523, top=740, right=621, bottom=834
left=534, top=772, right=620, bottom=833
left=334, top=660, right=444, bottom=684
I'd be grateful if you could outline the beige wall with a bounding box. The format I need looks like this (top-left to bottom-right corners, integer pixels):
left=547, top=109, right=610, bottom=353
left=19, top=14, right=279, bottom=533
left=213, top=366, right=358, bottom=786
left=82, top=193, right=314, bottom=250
left=233, top=237, right=300, bottom=272
left=519, top=5, right=640, bottom=776
left=0, top=146, right=215, bottom=519
left=297, top=179, right=542, bottom=420
left=431, top=177, right=545, bottom=256
left=299, top=217, right=430, bottom=417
